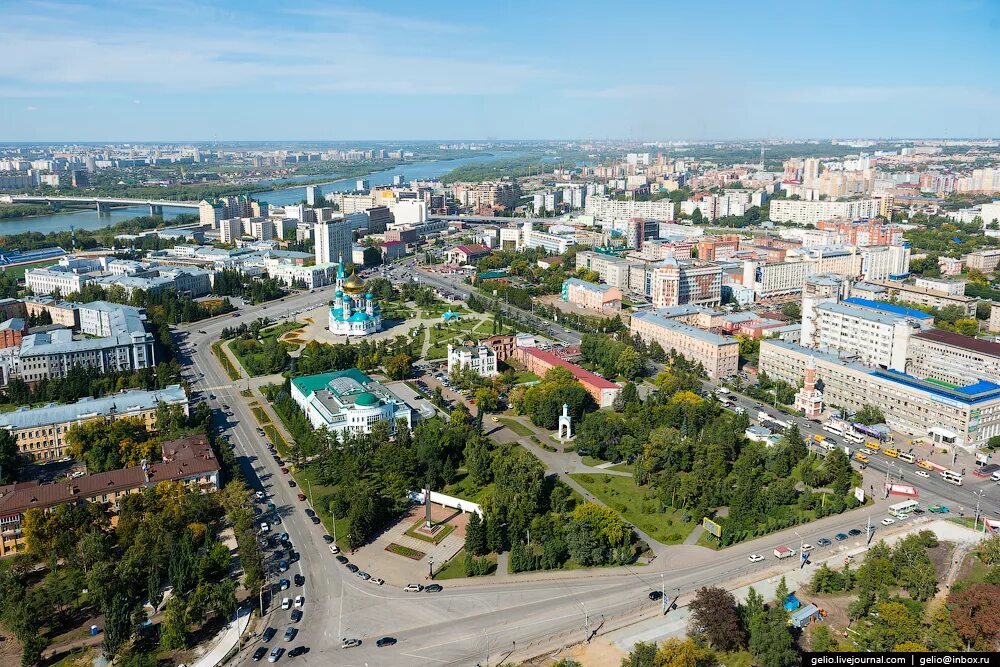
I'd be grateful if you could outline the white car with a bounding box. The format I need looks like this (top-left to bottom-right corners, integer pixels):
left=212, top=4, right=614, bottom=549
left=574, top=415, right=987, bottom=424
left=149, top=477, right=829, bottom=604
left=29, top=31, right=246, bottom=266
left=801, top=543, right=813, bottom=552
left=915, top=470, right=930, bottom=478
left=260, top=522, right=270, bottom=533
left=748, top=554, right=765, bottom=563
left=281, top=597, right=292, bottom=610
left=881, top=517, right=895, bottom=526
left=368, top=577, right=385, bottom=586
left=404, top=583, right=424, bottom=592
left=293, top=595, right=304, bottom=608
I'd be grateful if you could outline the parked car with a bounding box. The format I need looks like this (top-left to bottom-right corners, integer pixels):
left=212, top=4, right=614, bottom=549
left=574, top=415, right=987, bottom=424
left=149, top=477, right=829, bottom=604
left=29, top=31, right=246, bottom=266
left=356, top=571, right=371, bottom=581
left=368, top=577, right=385, bottom=586
left=310, top=516, right=320, bottom=524
left=425, top=584, right=443, bottom=592
left=294, top=574, right=304, bottom=587
left=341, top=638, right=362, bottom=649
left=287, top=646, right=306, bottom=657
left=283, top=627, right=297, bottom=642
left=817, top=538, right=832, bottom=547
left=848, top=528, right=863, bottom=537
left=648, top=591, right=663, bottom=601
left=278, top=578, right=290, bottom=591
left=304, top=509, right=315, bottom=518
left=297, top=494, right=307, bottom=501
left=404, top=583, right=424, bottom=592
left=268, top=647, right=284, bottom=663
left=881, top=517, right=895, bottom=526
left=834, top=533, right=849, bottom=541
left=346, top=564, right=359, bottom=573
left=748, top=554, right=765, bottom=563
left=336, top=555, right=348, bottom=564
left=252, top=647, right=268, bottom=661
left=262, top=627, right=277, bottom=643
left=290, top=610, right=302, bottom=623
left=376, top=637, right=397, bottom=647
left=281, top=597, right=292, bottom=610
left=322, top=535, right=335, bottom=544
left=294, top=595, right=304, bottom=608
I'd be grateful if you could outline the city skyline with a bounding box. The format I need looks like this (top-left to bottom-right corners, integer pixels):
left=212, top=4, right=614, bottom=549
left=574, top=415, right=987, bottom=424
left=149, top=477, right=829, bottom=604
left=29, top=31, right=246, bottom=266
left=3, top=0, right=1000, bottom=141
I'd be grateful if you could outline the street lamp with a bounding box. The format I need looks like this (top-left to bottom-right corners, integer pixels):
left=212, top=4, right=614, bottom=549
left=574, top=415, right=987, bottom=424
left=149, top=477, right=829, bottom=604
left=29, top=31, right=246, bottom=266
left=429, top=556, right=435, bottom=580
left=973, top=489, right=986, bottom=531
left=660, top=574, right=665, bottom=615
left=579, top=601, right=590, bottom=643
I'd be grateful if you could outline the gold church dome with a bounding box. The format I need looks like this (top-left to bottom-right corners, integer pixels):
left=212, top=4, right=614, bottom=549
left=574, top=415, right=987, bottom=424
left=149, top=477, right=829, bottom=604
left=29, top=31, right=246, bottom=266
left=342, top=271, right=365, bottom=294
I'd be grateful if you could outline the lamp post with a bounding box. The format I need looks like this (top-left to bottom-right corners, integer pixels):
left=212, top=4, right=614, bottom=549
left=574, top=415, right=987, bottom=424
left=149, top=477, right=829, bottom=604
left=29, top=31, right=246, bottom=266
left=660, top=574, right=665, bottom=615
left=429, top=556, right=435, bottom=580
left=579, top=601, right=590, bottom=643
left=974, top=489, right=986, bottom=531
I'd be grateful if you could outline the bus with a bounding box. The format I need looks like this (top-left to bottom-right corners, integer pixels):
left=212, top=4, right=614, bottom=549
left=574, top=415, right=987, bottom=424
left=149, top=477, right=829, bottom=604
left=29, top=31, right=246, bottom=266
left=897, top=452, right=916, bottom=464
left=888, top=500, right=919, bottom=517
left=822, top=421, right=846, bottom=436
left=844, top=431, right=864, bottom=444
left=865, top=441, right=882, bottom=452
left=882, top=448, right=899, bottom=458
left=941, top=470, right=963, bottom=486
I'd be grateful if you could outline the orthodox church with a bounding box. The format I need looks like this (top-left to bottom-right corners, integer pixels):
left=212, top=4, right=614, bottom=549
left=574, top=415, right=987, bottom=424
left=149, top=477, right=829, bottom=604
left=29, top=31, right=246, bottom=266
left=329, top=262, right=382, bottom=337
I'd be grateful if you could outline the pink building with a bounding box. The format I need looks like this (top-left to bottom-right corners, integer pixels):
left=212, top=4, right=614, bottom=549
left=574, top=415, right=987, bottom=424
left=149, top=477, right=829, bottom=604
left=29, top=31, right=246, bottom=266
left=562, top=278, right=623, bottom=313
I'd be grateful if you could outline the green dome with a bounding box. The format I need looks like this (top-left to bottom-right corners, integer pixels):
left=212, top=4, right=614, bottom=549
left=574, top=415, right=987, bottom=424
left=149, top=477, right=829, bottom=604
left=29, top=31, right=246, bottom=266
left=354, top=392, right=379, bottom=407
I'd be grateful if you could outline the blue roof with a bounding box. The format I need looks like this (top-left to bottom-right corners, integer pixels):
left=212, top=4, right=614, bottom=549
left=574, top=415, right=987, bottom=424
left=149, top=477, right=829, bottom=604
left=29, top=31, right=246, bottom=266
left=871, top=369, right=1000, bottom=404
left=843, top=297, right=932, bottom=320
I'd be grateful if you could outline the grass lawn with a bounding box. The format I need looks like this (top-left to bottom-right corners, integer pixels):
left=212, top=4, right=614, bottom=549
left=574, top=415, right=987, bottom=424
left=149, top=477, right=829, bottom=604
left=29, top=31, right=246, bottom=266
left=497, top=417, right=534, bottom=438
left=513, top=370, right=540, bottom=384
left=260, top=321, right=304, bottom=342
left=211, top=341, right=242, bottom=381
left=262, top=424, right=288, bottom=453
left=609, top=463, right=632, bottom=473
left=1, top=259, right=58, bottom=280
left=581, top=455, right=609, bottom=467
left=405, top=521, right=456, bottom=545
left=251, top=406, right=271, bottom=425
left=425, top=344, right=448, bottom=361
left=570, top=473, right=697, bottom=545
left=387, top=543, right=425, bottom=560
left=434, top=549, right=497, bottom=580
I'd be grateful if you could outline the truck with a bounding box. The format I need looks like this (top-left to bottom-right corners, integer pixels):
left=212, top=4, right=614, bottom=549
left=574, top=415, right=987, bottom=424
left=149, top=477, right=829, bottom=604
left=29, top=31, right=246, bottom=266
left=774, top=546, right=795, bottom=560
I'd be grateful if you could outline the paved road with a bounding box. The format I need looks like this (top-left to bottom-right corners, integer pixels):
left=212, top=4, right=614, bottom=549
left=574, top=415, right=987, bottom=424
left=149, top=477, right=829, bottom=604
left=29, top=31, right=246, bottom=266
left=173, top=283, right=996, bottom=666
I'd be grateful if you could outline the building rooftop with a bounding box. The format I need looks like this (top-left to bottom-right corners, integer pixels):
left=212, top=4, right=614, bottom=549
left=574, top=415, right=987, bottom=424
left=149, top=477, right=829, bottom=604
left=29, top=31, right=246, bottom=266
left=817, top=301, right=927, bottom=327
left=291, top=369, right=404, bottom=409
left=563, top=278, right=616, bottom=294
left=632, top=310, right=737, bottom=346
left=0, top=436, right=217, bottom=517
left=0, top=385, right=187, bottom=430
left=843, top=297, right=933, bottom=320
left=913, top=328, right=1000, bottom=358
left=521, top=347, right=620, bottom=390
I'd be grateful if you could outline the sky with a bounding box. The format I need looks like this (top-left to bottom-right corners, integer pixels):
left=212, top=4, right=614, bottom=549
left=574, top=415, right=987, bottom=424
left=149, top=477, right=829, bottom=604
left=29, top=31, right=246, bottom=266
left=2, top=0, right=1000, bottom=142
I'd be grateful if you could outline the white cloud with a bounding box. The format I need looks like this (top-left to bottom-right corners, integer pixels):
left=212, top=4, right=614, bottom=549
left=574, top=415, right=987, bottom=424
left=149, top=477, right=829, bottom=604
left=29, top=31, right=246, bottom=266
left=0, top=2, right=549, bottom=97
left=562, top=84, right=675, bottom=100
left=25, top=105, right=37, bottom=111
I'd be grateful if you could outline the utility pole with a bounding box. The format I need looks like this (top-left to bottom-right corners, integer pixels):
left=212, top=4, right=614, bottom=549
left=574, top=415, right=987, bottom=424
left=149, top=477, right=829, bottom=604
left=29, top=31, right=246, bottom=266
left=974, top=489, right=986, bottom=531
left=660, top=574, right=666, bottom=615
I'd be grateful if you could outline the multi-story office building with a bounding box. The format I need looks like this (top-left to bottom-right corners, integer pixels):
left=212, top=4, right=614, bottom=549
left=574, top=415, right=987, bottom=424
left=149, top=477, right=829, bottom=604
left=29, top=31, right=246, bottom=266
left=575, top=251, right=637, bottom=290
left=760, top=339, right=1000, bottom=451
left=650, top=258, right=723, bottom=308
left=864, top=280, right=978, bottom=317
left=314, top=218, right=353, bottom=266
left=562, top=278, right=623, bottom=313
left=812, top=300, right=929, bottom=371
left=25, top=266, right=89, bottom=296
left=907, top=329, right=1000, bottom=386
left=742, top=259, right=806, bottom=298
left=446, top=343, right=498, bottom=377
left=264, top=258, right=338, bottom=289
left=860, top=244, right=911, bottom=281
left=521, top=223, right=574, bottom=254
left=584, top=196, right=676, bottom=221
left=0, top=435, right=219, bottom=557
left=290, top=369, right=413, bottom=435
left=801, top=274, right=845, bottom=348
left=964, top=249, right=1000, bottom=273
left=768, top=198, right=882, bottom=225
left=0, top=385, right=187, bottom=461
left=630, top=310, right=739, bottom=380
left=518, top=347, right=621, bottom=407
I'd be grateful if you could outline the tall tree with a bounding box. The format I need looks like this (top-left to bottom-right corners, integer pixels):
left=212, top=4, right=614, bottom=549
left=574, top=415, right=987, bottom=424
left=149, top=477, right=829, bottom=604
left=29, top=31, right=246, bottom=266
left=689, top=586, right=746, bottom=651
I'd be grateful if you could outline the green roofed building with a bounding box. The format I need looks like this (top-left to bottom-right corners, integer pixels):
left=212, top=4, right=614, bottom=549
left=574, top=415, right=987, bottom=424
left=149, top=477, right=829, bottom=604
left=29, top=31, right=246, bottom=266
left=289, top=368, right=414, bottom=435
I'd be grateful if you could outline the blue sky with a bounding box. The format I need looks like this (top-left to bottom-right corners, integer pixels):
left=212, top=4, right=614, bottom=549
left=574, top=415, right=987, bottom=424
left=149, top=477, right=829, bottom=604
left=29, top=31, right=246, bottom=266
left=2, top=0, right=999, bottom=141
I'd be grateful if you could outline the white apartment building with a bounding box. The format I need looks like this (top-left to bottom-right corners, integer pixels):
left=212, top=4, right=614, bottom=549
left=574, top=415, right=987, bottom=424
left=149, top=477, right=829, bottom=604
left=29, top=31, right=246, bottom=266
left=768, top=198, right=882, bottom=225
left=77, top=301, right=147, bottom=337
left=679, top=191, right=751, bottom=221
left=860, top=244, right=910, bottom=281
left=250, top=219, right=275, bottom=242
left=25, top=267, right=89, bottom=296
left=575, top=251, right=635, bottom=290
left=742, top=260, right=806, bottom=298
left=315, top=218, right=352, bottom=266
left=584, top=196, right=676, bottom=222
left=265, top=259, right=338, bottom=289
left=218, top=218, right=243, bottom=244
left=522, top=223, right=574, bottom=254
left=446, top=343, right=498, bottom=377
left=812, top=301, right=928, bottom=371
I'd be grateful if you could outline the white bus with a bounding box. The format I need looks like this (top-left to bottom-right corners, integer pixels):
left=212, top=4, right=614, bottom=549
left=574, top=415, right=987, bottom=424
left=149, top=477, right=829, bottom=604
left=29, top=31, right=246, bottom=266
left=897, top=452, right=916, bottom=464
left=888, top=500, right=919, bottom=517
left=822, top=421, right=846, bottom=436
left=941, top=470, right=963, bottom=486
left=844, top=431, right=864, bottom=444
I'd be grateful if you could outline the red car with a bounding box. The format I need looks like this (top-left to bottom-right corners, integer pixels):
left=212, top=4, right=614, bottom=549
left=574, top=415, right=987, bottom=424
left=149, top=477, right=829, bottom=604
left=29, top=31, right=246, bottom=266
left=297, top=493, right=307, bottom=501
left=281, top=467, right=289, bottom=474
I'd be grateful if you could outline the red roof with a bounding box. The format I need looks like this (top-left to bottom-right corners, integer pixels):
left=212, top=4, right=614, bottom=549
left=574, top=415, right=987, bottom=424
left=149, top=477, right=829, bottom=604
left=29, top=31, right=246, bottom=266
left=522, top=347, right=620, bottom=390
left=381, top=241, right=405, bottom=247
left=455, top=244, right=490, bottom=256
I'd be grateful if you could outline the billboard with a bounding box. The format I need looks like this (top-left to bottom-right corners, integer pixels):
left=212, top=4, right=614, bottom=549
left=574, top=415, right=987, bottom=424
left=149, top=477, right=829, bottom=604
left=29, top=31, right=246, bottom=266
left=854, top=487, right=865, bottom=503
left=702, top=517, right=722, bottom=538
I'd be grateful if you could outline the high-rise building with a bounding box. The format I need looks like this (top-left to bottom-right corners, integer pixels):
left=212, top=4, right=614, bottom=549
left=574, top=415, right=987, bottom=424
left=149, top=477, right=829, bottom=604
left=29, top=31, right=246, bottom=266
left=305, top=185, right=322, bottom=206
left=315, top=218, right=352, bottom=267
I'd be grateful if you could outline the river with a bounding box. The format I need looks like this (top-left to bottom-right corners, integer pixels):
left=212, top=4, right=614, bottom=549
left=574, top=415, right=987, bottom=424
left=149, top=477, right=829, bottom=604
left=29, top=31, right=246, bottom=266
left=0, top=152, right=518, bottom=237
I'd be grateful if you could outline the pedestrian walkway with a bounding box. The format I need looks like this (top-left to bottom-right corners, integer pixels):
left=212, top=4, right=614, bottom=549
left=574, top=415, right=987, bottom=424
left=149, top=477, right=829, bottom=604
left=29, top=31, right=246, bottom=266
left=190, top=607, right=252, bottom=667
left=683, top=525, right=704, bottom=546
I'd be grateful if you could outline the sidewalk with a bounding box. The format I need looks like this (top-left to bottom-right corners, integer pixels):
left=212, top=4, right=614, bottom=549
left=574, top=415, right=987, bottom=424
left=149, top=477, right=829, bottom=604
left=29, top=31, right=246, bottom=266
left=190, top=607, right=252, bottom=667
